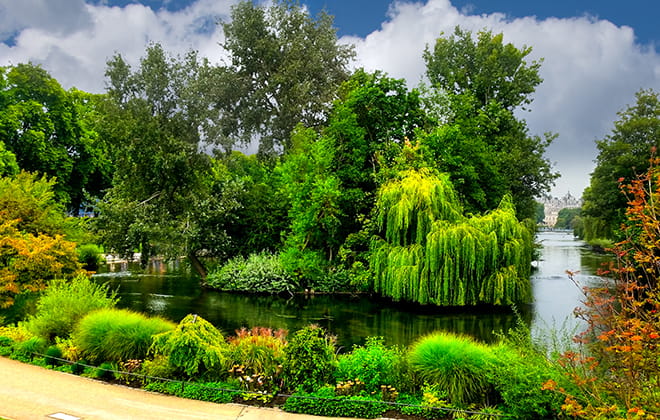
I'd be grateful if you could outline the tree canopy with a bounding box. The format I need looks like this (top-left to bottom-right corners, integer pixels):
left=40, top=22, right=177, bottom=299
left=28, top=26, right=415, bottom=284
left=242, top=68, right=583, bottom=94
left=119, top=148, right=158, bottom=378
left=423, top=28, right=557, bottom=220
left=216, top=0, right=355, bottom=155
left=96, top=44, right=240, bottom=276
left=581, top=89, right=660, bottom=240
left=0, top=63, right=112, bottom=212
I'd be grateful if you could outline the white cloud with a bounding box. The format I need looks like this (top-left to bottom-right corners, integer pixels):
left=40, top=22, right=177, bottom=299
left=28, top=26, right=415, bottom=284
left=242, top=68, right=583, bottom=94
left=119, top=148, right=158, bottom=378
left=0, top=0, right=235, bottom=92
left=1, top=0, right=658, bottom=197
left=346, top=0, right=660, bottom=196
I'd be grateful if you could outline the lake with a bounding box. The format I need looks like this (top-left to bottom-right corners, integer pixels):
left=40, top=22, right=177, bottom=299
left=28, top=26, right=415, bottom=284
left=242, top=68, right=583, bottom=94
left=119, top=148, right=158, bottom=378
left=90, top=231, right=608, bottom=350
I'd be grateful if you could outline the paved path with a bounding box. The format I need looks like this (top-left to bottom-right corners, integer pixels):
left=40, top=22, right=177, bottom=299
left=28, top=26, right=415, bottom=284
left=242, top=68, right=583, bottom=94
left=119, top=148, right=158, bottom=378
left=0, top=357, right=359, bottom=420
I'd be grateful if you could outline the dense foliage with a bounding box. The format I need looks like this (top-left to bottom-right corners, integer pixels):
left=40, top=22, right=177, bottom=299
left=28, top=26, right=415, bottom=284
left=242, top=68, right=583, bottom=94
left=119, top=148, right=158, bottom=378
left=25, top=275, right=117, bottom=340
left=371, top=168, right=533, bottom=306
left=0, top=172, right=85, bottom=307
left=73, top=308, right=174, bottom=362
left=0, top=64, right=112, bottom=211
left=150, top=314, right=227, bottom=379
left=580, top=89, right=660, bottom=241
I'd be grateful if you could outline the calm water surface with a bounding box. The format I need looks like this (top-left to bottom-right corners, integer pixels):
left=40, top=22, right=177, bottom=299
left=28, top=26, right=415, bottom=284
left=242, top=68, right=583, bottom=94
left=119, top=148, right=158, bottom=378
left=92, top=231, right=608, bottom=350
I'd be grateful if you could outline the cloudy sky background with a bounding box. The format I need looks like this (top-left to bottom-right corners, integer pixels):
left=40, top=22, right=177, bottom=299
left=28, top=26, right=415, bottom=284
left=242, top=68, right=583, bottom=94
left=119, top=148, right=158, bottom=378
left=0, top=0, right=658, bottom=198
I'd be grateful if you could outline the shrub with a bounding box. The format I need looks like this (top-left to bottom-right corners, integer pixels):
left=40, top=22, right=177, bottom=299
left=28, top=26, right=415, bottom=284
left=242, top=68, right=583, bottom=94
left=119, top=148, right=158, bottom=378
left=205, top=252, right=297, bottom=294
left=488, top=344, right=565, bottom=419
left=77, top=244, right=104, bottom=271
left=0, top=335, right=12, bottom=356
left=150, top=314, right=227, bottom=380
left=141, top=355, right=177, bottom=381
left=12, top=336, right=47, bottom=361
left=227, top=326, right=287, bottom=392
left=144, top=381, right=239, bottom=403
left=282, top=385, right=387, bottom=419
left=92, top=361, right=118, bottom=380
left=282, top=325, right=336, bottom=392
left=335, top=336, right=408, bottom=393
left=74, top=308, right=174, bottom=362
left=26, top=275, right=118, bottom=341
left=279, top=248, right=328, bottom=288
left=396, top=391, right=450, bottom=420
left=408, top=332, right=495, bottom=405
left=44, top=345, right=63, bottom=366
left=227, top=326, right=287, bottom=376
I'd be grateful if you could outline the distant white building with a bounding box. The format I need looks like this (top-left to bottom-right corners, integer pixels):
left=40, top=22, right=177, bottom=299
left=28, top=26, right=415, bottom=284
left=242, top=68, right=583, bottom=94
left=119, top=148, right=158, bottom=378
left=539, top=193, right=582, bottom=227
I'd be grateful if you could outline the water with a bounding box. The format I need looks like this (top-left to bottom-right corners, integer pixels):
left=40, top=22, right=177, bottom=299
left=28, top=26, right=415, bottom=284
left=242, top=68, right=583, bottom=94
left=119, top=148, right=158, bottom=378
left=87, top=231, right=609, bottom=350
left=530, top=231, right=610, bottom=341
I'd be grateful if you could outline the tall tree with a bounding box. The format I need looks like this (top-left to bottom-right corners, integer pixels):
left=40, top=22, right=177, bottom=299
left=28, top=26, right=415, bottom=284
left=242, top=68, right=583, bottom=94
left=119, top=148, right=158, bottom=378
left=96, top=44, right=239, bottom=277
left=581, top=89, right=660, bottom=240
left=424, top=26, right=542, bottom=111
left=215, top=0, right=355, bottom=154
left=423, top=28, right=557, bottom=220
left=0, top=64, right=112, bottom=212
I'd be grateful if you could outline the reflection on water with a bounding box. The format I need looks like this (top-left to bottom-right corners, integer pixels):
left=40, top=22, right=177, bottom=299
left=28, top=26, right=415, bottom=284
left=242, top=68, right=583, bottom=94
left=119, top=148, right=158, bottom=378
left=531, top=231, right=610, bottom=340
left=91, top=231, right=607, bottom=349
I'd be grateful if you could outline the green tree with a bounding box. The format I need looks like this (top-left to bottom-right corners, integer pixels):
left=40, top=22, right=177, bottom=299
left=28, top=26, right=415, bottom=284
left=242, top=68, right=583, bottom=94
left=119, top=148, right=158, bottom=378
left=581, top=89, right=660, bottom=240
left=220, top=151, right=288, bottom=256
left=554, top=207, right=581, bottom=230
left=216, top=0, right=355, bottom=154
left=0, top=141, right=18, bottom=177
left=370, top=166, right=533, bottom=306
left=535, top=201, right=545, bottom=224
left=423, top=28, right=557, bottom=220
left=96, top=44, right=240, bottom=278
left=424, top=26, right=542, bottom=111
left=0, top=64, right=112, bottom=211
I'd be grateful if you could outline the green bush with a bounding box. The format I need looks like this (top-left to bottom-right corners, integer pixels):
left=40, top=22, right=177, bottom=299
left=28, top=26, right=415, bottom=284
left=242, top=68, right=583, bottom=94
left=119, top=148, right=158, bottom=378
left=150, top=314, right=227, bottom=380
left=12, top=336, right=47, bottom=361
left=396, top=391, right=451, bottom=420
left=74, top=308, right=174, bottom=362
left=70, top=360, right=87, bottom=375
left=335, top=337, right=408, bottom=393
left=26, top=275, right=118, bottom=341
left=408, top=332, right=495, bottom=405
left=141, top=355, right=178, bottom=381
left=282, top=385, right=387, bottom=419
left=77, top=244, right=104, bottom=270
left=487, top=344, right=565, bottom=419
left=279, top=248, right=327, bottom=289
left=282, top=325, right=336, bottom=392
left=144, top=380, right=239, bottom=403
left=206, top=252, right=297, bottom=294
left=92, top=361, right=118, bottom=380
left=0, top=336, right=12, bottom=356
left=44, top=345, right=63, bottom=366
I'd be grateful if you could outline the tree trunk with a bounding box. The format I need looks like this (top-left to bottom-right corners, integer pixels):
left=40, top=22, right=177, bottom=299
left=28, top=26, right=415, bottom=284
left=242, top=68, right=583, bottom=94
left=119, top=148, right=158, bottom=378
left=188, top=253, right=207, bottom=281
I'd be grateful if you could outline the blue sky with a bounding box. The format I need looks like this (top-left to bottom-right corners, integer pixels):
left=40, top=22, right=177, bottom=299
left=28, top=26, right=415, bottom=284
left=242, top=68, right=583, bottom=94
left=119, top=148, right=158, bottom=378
left=0, top=0, right=658, bottom=197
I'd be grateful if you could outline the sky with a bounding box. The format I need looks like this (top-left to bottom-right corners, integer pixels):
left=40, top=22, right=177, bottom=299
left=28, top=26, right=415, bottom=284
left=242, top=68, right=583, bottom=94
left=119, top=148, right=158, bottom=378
left=0, top=0, right=658, bottom=198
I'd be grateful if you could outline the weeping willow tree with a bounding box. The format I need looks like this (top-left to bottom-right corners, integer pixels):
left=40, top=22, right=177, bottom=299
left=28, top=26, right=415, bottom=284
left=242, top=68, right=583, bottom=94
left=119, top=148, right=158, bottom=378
left=370, top=169, right=533, bottom=306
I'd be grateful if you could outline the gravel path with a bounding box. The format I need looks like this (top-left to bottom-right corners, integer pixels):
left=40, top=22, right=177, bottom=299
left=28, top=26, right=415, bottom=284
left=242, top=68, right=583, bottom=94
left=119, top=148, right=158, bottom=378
left=0, top=357, right=355, bottom=420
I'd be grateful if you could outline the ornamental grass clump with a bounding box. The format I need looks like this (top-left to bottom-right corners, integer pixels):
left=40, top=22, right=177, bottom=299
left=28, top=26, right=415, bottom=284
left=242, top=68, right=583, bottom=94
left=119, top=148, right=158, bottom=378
left=150, top=313, right=227, bottom=380
left=408, top=331, right=494, bottom=405
left=227, top=326, right=287, bottom=378
left=73, top=308, right=174, bottom=362
left=26, top=275, right=118, bottom=341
